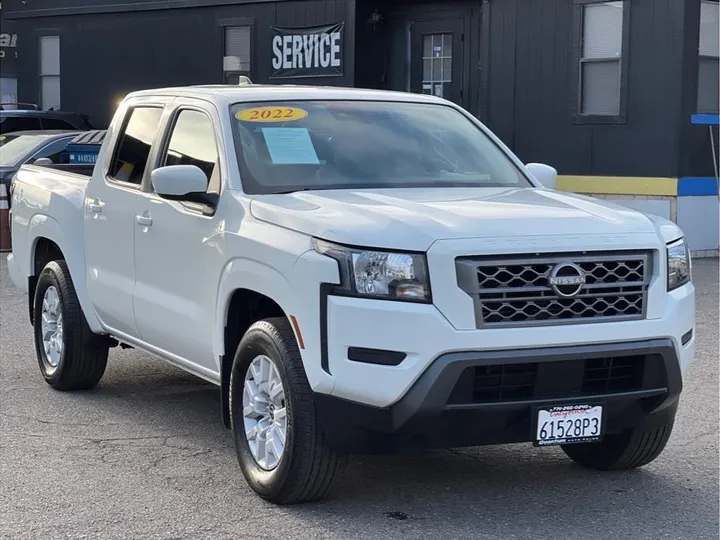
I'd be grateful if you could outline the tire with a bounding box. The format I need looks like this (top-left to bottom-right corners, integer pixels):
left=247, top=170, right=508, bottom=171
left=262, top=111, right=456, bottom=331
left=230, top=317, right=347, bottom=504
left=562, top=422, right=674, bottom=471
left=33, top=260, right=109, bottom=391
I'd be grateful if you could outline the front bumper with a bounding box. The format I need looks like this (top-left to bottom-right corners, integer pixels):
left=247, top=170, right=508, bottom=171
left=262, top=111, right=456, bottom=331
left=324, top=281, right=694, bottom=408
left=314, top=339, right=682, bottom=454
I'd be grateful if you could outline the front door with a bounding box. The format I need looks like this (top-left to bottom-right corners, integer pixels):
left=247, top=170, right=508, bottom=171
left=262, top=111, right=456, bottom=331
left=409, top=20, right=464, bottom=105
left=132, top=103, right=224, bottom=376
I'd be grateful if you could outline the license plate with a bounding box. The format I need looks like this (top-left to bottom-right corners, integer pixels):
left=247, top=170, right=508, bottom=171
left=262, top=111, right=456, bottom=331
left=535, top=405, right=603, bottom=446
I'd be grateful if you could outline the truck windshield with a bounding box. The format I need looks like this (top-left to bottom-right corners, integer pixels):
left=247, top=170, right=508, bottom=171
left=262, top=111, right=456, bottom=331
left=0, top=134, right=51, bottom=167
left=229, top=100, right=532, bottom=194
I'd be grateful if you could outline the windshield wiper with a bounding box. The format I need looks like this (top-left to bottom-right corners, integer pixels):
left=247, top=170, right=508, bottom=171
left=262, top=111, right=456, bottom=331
left=266, top=187, right=320, bottom=195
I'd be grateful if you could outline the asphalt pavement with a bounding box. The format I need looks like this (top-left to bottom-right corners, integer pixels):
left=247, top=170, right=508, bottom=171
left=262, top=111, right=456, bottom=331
left=1, top=257, right=718, bottom=540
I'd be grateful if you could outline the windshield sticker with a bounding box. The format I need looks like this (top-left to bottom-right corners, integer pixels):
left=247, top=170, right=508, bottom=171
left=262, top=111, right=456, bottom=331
left=262, top=128, right=320, bottom=165
left=236, top=106, right=308, bottom=123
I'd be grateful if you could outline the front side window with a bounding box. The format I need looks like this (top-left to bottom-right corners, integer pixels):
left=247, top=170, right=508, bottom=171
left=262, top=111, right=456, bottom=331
left=161, top=109, right=220, bottom=194
left=578, top=1, right=625, bottom=116
left=230, top=100, right=531, bottom=195
left=108, top=107, right=163, bottom=185
left=39, top=36, right=61, bottom=111
left=698, top=1, right=719, bottom=113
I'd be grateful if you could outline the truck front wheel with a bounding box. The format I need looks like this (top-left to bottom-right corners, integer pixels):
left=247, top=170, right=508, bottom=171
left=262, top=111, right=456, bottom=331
left=229, top=317, right=347, bottom=504
left=33, top=260, right=109, bottom=390
left=562, top=421, right=674, bottom=470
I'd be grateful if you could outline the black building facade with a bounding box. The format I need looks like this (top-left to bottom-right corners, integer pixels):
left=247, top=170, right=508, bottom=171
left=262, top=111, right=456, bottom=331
left=1, top=0, right=718, bottom=182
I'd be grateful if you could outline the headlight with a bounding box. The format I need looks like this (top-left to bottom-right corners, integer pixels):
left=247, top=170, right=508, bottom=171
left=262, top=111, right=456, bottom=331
left=667, top=237, right=691, bottom=291
left=313, top=239, right=431, bottom=302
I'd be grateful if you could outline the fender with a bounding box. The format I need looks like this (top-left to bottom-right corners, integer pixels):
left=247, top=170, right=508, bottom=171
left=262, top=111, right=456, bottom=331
left=27, top=213, right=104, bottom=334
left=213, top=257, right=297, bottom=364
left=213, top=256, right=334, bottom=396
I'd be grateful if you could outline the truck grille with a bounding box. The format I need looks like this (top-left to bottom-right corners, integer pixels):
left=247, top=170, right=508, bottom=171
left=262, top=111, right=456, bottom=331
left=447, top=355, right=660, bottom=405
left=456, top=252, right=651, bottom=327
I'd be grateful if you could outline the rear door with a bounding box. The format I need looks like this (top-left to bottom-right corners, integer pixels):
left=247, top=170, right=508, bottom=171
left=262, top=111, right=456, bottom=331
left=84, top=101, right=166, bottom=338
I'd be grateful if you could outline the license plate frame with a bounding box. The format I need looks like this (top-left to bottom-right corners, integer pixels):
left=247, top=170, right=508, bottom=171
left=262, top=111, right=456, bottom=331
left=533, top=404, right=604, bottom=447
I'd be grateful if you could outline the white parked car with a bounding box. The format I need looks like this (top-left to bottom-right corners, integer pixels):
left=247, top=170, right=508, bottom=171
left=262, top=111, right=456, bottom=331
left=6, top=84, right=695, bottom=504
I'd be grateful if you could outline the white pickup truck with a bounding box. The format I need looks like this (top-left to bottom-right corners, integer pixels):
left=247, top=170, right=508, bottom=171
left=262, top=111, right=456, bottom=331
left=7, top=84, right=695, bottom=504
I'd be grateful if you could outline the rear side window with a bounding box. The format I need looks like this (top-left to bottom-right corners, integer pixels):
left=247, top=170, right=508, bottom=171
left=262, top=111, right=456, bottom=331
left=161, top=109, right=220, bottom=194
left=0, top=116, right=42, bottom=134
left=108, top=107, right=163, bottom=185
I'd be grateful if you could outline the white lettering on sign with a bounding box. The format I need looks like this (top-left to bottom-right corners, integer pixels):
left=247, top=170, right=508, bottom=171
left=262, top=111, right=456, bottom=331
left=0, top=33, right=18, bottom=48
left=319, top=34, right=330, bottom=67
left=330, top=32, right=340, bottom=67
left=271, top=30, right=342, bottom=73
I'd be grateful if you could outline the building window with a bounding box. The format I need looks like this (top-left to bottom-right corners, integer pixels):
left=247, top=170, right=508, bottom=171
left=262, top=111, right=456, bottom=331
left=39, top=35, right=61, bottom=110
left=698, top=1, right=719, bottom=113
left=0, top=77, right=18, bottom=107
left=578, top=1, right=625, bottom=116
left=224, top=26, right=251, bottom=84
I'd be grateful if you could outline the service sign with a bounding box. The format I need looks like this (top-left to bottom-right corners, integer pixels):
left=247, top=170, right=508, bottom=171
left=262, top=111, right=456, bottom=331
left=271, top=23, right=344, bottom=79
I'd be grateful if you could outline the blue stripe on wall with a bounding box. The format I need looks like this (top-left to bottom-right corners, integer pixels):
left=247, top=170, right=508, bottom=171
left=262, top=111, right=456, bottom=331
left=677, top=177, right=719, bottom=196
left=690, top=114, right=720, bottom=125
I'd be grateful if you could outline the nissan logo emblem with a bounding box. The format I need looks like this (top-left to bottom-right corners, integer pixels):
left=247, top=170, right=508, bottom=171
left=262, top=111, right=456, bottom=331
left=548, top=263, right=586, bottom=298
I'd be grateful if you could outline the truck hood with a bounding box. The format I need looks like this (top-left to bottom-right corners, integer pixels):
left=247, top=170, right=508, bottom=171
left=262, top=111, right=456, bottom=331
left=249, top=187, right=658, bottom=251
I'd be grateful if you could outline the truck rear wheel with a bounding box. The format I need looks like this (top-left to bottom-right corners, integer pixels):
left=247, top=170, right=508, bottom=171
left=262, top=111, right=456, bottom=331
left=562, top=422, right=674, bottom=470
left=33, top=260, right=109, bottom=390
left=229, top=317, right=347, bottom=504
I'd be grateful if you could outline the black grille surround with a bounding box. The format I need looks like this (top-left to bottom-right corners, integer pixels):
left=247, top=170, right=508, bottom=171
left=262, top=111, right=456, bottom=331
left=456, top=251, right=652, bottom=327
left=448, top=354, right=666, bottom=405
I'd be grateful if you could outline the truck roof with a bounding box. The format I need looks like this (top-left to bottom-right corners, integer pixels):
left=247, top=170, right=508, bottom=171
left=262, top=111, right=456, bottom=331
left=125, top=84, right=447, bottom=106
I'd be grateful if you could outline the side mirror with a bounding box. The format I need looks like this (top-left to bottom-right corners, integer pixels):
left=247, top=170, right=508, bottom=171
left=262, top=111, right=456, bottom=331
left=151, top=165, right=209, bottom=197
left=33, top=157, right=53, bottom=166
left=526, top=163, right=558, bottom=190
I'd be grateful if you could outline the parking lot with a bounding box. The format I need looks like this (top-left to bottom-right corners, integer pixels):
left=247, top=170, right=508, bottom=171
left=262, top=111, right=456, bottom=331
left=0, top=257, right=718, bottom=540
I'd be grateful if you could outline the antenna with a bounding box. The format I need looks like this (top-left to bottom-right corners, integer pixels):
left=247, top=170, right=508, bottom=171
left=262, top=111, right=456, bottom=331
left=237, top=76, right=253, bottom=86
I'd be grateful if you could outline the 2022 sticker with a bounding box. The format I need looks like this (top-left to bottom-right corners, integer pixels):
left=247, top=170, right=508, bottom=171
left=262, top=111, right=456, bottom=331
left=236, top=107, right=308, bottom=123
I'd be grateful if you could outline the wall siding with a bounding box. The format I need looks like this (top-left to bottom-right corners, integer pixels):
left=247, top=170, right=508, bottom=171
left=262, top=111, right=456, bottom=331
left=9, top=0, right=353, bottom=127
left=488, top=0, right=684, bottom=178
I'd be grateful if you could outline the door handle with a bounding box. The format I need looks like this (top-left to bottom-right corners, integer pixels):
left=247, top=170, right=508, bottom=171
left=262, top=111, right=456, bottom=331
left=89, top=201, right=103, bottom=213
left=135, top=214, right=153, bottom=227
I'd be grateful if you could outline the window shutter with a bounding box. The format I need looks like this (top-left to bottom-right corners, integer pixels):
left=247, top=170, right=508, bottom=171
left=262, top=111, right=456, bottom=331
left=581, top=62, right=621, bottom=115
left=41, top=76, right=61, bottom=111
left=40, top=36, right=61, bottom=76
left=580, top=1, right=624, bottom=116
left=699, top=2, right=719, bottom=57
left=583, top=1, right=624, bottom=59
left=224, top=26, right=251, bottom=73
left=698, top=2, right=719, bottom=113
left=698, top=58, right=719, bottom=113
